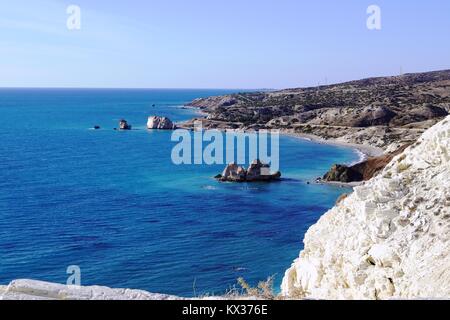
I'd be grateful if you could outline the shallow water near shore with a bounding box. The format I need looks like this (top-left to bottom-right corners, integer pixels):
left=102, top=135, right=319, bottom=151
left=0, top=89, right=358, bottom=296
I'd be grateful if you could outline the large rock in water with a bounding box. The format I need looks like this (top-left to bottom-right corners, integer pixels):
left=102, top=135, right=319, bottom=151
left=147, top=116, right=176, bottom=130
left=246, top=159, right=281, bottom=182
left=282, top=116, right=450, bottom=299
left=219, top=163, right=247, bottom=182
left=216, top=160, right=281, bottom=182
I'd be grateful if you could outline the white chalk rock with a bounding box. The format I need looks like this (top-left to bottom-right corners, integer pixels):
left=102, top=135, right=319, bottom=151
left=282, top=116, right=450, bottom=300
left=0, top=279, right=261, bottom=300
left=0, top=279, right=183, bottom=300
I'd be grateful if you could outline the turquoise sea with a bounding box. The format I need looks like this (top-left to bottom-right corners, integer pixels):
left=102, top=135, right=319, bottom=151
left=0, top=89, right=358, bottom=296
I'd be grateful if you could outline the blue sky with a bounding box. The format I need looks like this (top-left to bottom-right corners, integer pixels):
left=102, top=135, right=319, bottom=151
left=1, top=0, right=449, bottom=89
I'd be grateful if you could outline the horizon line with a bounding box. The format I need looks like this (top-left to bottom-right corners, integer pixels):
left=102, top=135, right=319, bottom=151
left=0, top=86, right=274, bottom=91
left=1, top=68, right=449, bottom=92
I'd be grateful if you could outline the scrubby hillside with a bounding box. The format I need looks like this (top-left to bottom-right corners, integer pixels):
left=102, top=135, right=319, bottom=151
left=188, top=70, right=450, bottom=149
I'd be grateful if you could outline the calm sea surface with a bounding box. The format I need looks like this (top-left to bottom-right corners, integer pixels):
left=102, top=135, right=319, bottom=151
left=0, top=89, right=358, bottom=296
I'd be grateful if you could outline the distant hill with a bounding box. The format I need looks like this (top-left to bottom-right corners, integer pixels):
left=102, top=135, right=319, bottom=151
left=186, top=69, right=450, bottom=150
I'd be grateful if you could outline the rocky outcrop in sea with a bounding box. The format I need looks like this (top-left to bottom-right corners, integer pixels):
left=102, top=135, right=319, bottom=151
left=147, top=116, right=176, bottom=130
left=281, top=116, right=450, bottom=299
left=216, top=160, right=281, bottom=182
left=119, top=119, right=132, bottom=130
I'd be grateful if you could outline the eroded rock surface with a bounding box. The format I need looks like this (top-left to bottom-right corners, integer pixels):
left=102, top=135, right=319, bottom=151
left=0, top=280, right=183, bottom=300
left=281, top=116, right=450, bottom=299
left=0, top=280, right=259, bottom=300
left=147, top=116, right=176, bottom=130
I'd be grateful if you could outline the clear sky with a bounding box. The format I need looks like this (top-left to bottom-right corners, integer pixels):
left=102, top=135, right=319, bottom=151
left=1, top=0, right=449, bottom=89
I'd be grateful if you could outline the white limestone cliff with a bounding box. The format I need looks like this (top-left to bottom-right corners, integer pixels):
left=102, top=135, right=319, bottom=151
left=282, top=116, right=450, bottom=299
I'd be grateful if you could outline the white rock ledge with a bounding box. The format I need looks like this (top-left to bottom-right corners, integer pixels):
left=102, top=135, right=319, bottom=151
left=0, top=279, right=185, bottom=300
left=0, top=279, right=257, bottom=300
left=282, top=116, right=450, bottom=300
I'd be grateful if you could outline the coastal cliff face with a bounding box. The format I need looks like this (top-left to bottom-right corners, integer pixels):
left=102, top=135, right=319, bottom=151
left=281, top=116, right=450, bottom=299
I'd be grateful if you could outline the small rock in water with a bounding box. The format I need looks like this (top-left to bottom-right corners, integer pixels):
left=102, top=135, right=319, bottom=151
left=93, top=125, right=101, bottom=130
left=119, top=119, right=132, bottom=130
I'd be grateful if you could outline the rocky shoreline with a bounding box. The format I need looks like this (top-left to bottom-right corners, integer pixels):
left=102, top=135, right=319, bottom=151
left=279, top=130, right=384, bottom=159
left=182, top=70, right=450, bottom=184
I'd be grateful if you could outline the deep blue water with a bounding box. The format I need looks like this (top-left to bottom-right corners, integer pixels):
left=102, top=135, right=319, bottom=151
left=0, top=89, right=358, bottom=296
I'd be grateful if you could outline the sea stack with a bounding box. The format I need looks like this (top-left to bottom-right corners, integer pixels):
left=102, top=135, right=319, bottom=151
left=216, top=160, right=281, bottom=182
left=147, top=116, right=176, bottom=130
left=119, top=119, right=132, bottom=130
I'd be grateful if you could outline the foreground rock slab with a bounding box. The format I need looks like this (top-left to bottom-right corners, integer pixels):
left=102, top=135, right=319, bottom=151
left=0, top=279, right=183, bottom=300
left=0, top=279, right=261, bottom=300
left=282, top=116, right=450, bottom=300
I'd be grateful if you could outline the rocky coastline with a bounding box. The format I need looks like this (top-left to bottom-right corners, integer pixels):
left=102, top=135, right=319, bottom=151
left=182, top=70, right=450, bottom=183
left=3, top=72, right=448, bottom=300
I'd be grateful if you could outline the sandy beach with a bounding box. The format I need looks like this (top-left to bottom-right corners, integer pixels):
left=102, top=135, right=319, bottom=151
left=279, top=130, right=384, bottom=159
